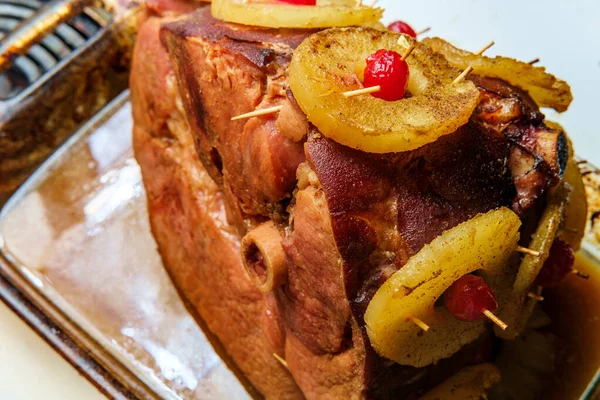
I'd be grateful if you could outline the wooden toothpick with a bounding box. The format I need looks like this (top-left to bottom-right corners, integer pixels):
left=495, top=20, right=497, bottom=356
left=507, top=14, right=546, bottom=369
left=343, top=85, right=381, bottom=98
left=273, top=353, right=288, bottom=369
left=528, top=58, right=540, bottom=65
left=482, top=309, right=508, bottom=330
left=416, top=27, right=431, bottom=36
left=529, top=285, right=544, bottom=302
left=452, top=40, right=495, bottom=84
left=231, top=105, right=283, bottom=121
left=452, top=66, right=474, bottom=85
left=475, top=40, right=495, bottom=56
left=515, top=246, right=541, bottom=257
left=527, top=292, right=544, bottom=302
left=401, top=42, right=416, bottom=61
left=408, top=316, right=430, bottom=332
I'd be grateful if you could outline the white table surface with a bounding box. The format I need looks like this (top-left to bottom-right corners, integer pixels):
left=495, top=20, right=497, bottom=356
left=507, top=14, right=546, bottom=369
left=0, top=301, right=104, bottom=399
left=1, top=1, right=598, bottom=399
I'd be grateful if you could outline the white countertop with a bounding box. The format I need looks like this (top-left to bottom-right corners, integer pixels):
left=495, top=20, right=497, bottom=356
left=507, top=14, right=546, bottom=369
left=1, top=1, right=599, bottom=399
left=0, top=301, right=103, bottom=399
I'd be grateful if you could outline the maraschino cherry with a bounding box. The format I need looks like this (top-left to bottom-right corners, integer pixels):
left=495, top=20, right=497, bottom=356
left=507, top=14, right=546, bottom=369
left=387, top=20, right=417, bottom=37
left=444, top=274, right=498, bottom=321
left=364, top=49, right=409, bottom=101
left=279, top=0, right=316, bottom=4
left=535, top=239, right=575, bottom=288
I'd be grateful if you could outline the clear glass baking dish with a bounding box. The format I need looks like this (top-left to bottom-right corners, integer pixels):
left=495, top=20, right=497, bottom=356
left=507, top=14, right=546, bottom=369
left=0, top=91, right=598, bottom=399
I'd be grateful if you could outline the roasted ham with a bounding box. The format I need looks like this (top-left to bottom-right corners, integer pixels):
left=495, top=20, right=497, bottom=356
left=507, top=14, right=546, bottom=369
left=131, top=5, right=569, bottom=399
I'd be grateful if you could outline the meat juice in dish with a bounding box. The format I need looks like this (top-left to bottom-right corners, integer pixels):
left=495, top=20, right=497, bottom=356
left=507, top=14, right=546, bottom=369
left=130, top=1, right=595, bottom=398
left=542, top=256, right=600, bottom=400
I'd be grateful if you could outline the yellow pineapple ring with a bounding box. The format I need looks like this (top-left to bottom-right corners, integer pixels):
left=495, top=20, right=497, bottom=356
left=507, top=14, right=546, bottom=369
left=289, top=27, right=480, bottom=153
left=423, top=37, right=573, bottom=112
left=364, top=208, right=521, bottom=367
left=553, top=129, right=587, bottom=250
left=211, top=0, right=383, bottom=29
left=559, top=158, right=587, bottom=250
left=496, top=185, right=567, bottom=339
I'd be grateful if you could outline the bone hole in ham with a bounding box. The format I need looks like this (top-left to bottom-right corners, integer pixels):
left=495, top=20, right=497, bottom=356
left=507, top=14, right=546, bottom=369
left=241, top=221, right=289, bottom=294
left=245, top=242, right=268, bottom=282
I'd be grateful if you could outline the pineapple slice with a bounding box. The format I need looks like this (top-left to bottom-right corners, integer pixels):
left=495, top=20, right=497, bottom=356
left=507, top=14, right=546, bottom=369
left=364, top=208, right=521, bottom=367
left=422, top=37, right=572, bottom=112
left=289, top=27, right=480, bottom=153
left=559, top=157, right=587, bottom=250
left=211, top=0, right=383, bottom=29
left=496, top=184, right=568, bottom=339
left=546, top=124, right=586, bottom=250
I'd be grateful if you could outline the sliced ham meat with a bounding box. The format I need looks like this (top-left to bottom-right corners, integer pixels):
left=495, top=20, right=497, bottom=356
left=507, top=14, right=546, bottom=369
left=160, top=8, right=314, bottom=231
left=130, top=12, right=303, bottom=399
left=131, top=7, right=568, bottom=399
left=468, top=75, right=568, bottom=214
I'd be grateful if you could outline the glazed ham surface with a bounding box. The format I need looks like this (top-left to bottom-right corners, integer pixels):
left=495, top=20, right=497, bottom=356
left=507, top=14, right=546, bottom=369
left=131, top=10, right=302, bottom=398
left=131, top=5, right=566, bottom=399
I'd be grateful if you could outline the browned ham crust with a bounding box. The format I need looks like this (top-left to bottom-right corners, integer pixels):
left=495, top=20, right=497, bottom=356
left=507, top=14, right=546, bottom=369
left=132, top=6, right=567, bottom=399
left=131, top=13, right=303, bottom=398
left=161, top=9, right=315, bottom=231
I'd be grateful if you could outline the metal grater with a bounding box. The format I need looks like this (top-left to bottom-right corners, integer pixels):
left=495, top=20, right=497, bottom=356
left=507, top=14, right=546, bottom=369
left=0, top=0, right=140, bottom=204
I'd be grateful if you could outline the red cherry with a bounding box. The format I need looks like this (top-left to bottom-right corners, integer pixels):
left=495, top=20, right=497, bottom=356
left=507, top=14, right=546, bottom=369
left=364, top=49, right=409, bottom=101
left=387, top=20, right=417, bottom=37
left=535, top=239, right=575, bottom=288
left=444, top=274, right=498, bottom=322
left=278, top=0, right=316, bottom=4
